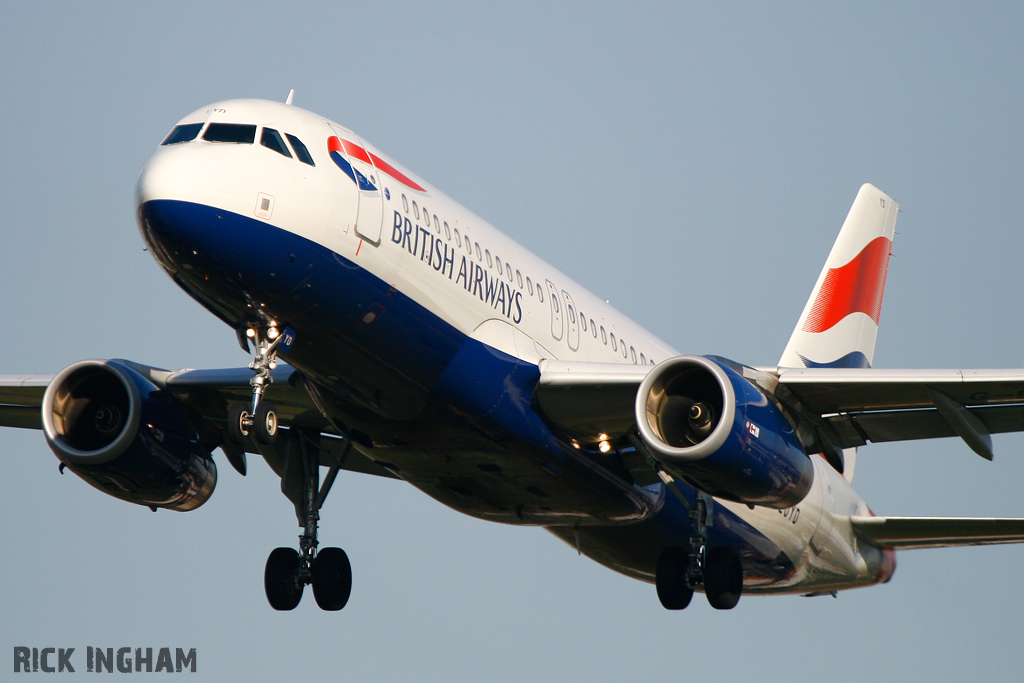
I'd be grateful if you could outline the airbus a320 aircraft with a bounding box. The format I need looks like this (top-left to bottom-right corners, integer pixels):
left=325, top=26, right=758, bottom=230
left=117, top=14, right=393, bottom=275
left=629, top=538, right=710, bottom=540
left=3, top=94, right=1023, bottom=612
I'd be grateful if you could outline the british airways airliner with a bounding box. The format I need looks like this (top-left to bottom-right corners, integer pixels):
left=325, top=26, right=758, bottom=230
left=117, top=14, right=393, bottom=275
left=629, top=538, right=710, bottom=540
left=2, top=94, right=1023, bottom=612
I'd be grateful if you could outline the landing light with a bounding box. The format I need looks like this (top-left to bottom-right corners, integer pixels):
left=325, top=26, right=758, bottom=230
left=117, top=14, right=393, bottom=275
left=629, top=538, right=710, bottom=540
left=268, top=327, right=279, bottom=340
left=598, top=441, right=611, bottom=453
left=246, top=328, right=256, bottom=338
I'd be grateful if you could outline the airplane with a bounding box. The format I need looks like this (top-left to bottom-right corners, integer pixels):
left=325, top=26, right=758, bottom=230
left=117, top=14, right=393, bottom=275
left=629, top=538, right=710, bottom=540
left=2, top=93, right=1023, bottom=612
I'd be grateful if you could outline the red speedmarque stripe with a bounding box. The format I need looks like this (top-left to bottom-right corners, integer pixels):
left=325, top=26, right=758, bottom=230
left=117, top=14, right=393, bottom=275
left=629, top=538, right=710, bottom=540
left=803, top=236, right=892, bottom=333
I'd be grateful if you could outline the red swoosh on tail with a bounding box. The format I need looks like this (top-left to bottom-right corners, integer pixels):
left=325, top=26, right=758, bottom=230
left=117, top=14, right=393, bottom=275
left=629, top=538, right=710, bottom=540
left=803, top=236, right=892, bottom=333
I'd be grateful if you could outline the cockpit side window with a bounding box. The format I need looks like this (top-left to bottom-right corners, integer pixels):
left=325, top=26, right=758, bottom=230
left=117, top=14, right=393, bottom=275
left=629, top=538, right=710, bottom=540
left=261, top=127, right=292, bottom=158
left=162, top=123, right=203, bottom=145
left=286, top=134, right=315, bottom=166
left=202, top=123, right=257, bottom=143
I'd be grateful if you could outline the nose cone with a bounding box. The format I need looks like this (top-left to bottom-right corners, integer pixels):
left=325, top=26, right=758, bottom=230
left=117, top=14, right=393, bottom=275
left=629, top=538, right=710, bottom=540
left=136, top=142, right=255, bottom=211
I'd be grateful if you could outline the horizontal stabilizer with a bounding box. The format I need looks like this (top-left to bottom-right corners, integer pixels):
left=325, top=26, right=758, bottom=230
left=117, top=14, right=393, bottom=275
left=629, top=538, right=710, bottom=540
left=850, top=515, right=1024, bottom=549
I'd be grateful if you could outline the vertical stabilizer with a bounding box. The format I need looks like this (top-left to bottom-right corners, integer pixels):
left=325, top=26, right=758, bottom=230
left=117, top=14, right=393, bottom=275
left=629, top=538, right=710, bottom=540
left=778, top=184, right=898, bottom=370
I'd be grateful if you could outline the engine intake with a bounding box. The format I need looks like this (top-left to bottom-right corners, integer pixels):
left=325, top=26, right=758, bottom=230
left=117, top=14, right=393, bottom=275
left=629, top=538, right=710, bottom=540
left=636, top=355, right=812, bottom=508
left=42, top=360, right=216, bottom=511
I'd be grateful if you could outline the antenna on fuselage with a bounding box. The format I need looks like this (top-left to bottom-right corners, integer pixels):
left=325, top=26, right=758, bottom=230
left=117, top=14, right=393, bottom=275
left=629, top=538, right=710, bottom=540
left=285, top=89, right=295, bottom=105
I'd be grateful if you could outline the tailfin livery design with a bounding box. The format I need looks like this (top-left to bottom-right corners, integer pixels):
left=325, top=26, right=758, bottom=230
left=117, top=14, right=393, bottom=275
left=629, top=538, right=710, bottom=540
left=779, top=183, right=897, bottom=369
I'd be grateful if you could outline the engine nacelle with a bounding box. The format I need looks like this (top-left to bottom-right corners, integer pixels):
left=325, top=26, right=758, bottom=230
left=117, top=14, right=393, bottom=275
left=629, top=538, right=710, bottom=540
left=41, top=360, right=216, bottom=511
left=635, top=355, right=812, bottom=508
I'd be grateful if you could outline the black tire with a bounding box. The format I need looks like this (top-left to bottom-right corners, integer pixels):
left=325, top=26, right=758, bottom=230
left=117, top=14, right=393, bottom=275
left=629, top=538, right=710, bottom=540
left=226, top=401, right=250, bottom=444
left=312, top=547, right=352, bottom=611
left=655, top=546, right=693, bottom=610
left=253, top=401, right=278, bottom=445
left=704, top=546, right=743, bottom=610
left=265, top=547, right=303, bottom=610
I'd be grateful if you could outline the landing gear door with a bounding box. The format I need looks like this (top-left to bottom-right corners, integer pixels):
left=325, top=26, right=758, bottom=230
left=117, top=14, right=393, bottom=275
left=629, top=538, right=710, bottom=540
left=327, top=124, right=384, bottom=246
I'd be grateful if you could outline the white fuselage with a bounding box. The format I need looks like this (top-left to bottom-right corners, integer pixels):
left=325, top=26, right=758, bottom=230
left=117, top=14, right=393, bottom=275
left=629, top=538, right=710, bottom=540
left=136, top=98, right=894, bottom=595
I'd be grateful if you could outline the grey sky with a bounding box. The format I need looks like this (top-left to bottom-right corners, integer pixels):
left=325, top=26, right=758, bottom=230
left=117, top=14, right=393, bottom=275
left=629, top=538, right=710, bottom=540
left=2, top=2, right=1022, bottom=680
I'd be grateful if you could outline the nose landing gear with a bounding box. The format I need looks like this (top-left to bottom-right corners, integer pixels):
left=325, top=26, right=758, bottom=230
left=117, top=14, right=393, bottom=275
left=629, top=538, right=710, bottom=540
left=226, top=324, right=293, bottom=447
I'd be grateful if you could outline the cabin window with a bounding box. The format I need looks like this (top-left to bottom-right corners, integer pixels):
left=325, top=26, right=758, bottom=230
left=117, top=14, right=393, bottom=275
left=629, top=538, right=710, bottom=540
left=580, top=316, right=587, bottom=332
left=412, top=201, right=420, bottom=220
left=475, top=243, right=482, bottom=261
left=516, top=270, right=523, bottom=288
left=622, top=342, right=628, bottom=359
left=600, top=326, right=607, bottom=344
left=610, top=333, right=618, bottom=352
left=445, top=222, right=452, bottom=240
left=640, top=352, right=646, bottom=364
left=506, top=263, right=513, bottom=281
left=591, top=320, right=597, bottom=337
left=538, top=287, right=544, bottom=303
left=285, top=134, right=315, bottom=166
left=495, top=256, right=502, bottom=273
left=203, top=123, right=257, bottom=143
left=162, top=123, right=203, bottom=145
left=526, top=277, right=533, bottom=295
left=402, top=194, right=409, bottom=213
left=423, top=210, right=430, bottom=227
left=434, top=215, right=441, bottom=234
left=260, top=127, right=292, bottom=158
left=453, top=227, right=461, bottom=247
left=485, top=249, right=492, bottom=267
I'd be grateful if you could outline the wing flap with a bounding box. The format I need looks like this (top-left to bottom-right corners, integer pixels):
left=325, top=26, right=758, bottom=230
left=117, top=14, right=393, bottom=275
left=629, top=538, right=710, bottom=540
left=826, top=404, right=1024, bottom=448
left=851, top=515, right=1024, bottom=549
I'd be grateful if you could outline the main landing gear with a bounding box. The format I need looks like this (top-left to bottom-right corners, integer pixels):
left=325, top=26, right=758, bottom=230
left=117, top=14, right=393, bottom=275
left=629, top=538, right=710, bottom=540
left=264, top=427, right=354, bottom=611
left=225, top=323, right=353, bottom=611
left=653, top=489, right=743, bottom=610
left=628, top=434, right=743, bottom=611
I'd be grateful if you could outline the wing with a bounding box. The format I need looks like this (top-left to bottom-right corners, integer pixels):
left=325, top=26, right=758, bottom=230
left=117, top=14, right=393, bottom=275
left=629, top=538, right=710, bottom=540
left=0, top=360, right=398, bottom=480
left=850, top=516, right=1024, bottom=549
left=773, top=367, right=1024, bottom=460
left=534, top=360, right=1024, bottom=460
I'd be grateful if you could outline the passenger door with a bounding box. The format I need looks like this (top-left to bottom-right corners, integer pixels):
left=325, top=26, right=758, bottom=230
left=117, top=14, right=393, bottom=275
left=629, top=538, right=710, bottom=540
left=328, top=124, right=384, bottom=245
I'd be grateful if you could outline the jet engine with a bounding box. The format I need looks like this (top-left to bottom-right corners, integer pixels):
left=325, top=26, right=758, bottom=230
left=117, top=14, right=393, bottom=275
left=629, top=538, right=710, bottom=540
left=635, top=355, right=812, bottom=508
left=41, top=360, right=216, bottom=511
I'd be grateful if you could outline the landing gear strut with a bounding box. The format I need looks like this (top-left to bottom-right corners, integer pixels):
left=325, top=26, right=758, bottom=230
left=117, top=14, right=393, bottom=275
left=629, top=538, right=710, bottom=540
left=226, top=323, right=292, bottom=447
left=628, top=433, right=743, bottom=611
left=265, top=427, right=353, bottom=611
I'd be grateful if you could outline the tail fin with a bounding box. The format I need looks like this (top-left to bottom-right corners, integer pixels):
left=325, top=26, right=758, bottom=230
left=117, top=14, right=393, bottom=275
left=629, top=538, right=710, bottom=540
left=778, top=183, right=898, bottom=370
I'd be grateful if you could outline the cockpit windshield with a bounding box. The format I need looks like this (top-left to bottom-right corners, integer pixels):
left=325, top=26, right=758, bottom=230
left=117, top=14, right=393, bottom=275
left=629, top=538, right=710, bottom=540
left=202, top=123, right=257, bottom=144
left=286, top=134, right=315, bottom=166
left=260, top=127, right=292, bottom=158
left=161, top=123, right=203, bottom=145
